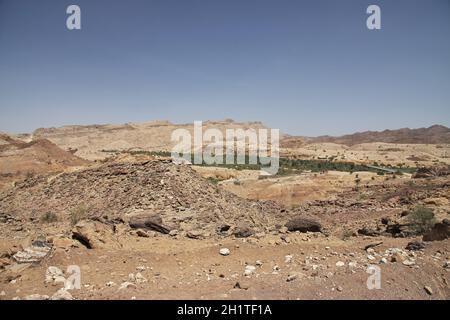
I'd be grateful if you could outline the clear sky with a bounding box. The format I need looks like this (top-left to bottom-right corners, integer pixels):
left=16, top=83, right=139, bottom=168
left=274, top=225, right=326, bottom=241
left=0, top=0, right=449, bottom=136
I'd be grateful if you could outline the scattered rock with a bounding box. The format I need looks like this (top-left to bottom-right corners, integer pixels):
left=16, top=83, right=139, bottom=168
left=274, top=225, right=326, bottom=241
left=136, top=229, right=150, bottom=238
left=286, top=273, right=298, bottom=282
left=118, top=281, right=137, bottom=290
left=233, top=223, right=254, bottom=238
left=219, top=248, right=230, bottom=256
left=45, top=266, right=65, bottom=285
left=424, top=286, right=433, bottom=295
left=405, top=241, right=426, bottom=251
left=336, top=261, right=345, bottom=267
left=402, top=259, right=415, bottom=266
left=134, top=272, right=147, bottom=284
left=51, top=288, right=73, bottom=300
left=186, top=230, right=207, bottom=239
left=284, top=255, right=293, bottom=264
left=233, top=282, right=249, bottom=290
left=358, top=227, right=380, bottom=237
left=244, top=265, right=256, bottom=276
left=364, top=241, right=383, bottom=251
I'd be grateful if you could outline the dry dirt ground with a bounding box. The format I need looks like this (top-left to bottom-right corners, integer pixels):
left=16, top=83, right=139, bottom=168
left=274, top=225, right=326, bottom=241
left=0, top=231, right=449, bottom=300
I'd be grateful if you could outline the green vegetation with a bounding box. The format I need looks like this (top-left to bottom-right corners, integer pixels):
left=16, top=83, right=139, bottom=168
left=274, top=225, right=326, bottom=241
left=406, top=206, right=436, bottom=235
left=101, top=149, right=416, bottom=176
left=206, top=177, right=221, bottom=184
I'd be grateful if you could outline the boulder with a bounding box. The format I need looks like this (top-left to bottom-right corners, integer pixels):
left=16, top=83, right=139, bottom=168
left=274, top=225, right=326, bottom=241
left=357, top=227, right=380, bottom=237
left=423, top=222, right=450, bottom=242
left=405, top=241, right=426, bottom=251
left=232, top=223, right=254, bottom=238
left=129, top=213, right=170, bottom=234
left=72, top=220, right=121, bottom=249
left=285, top=217, right=321, bottom=233
left=186, top=230, right=207, bottom=239
left=12, top=241, right=53, bottom=264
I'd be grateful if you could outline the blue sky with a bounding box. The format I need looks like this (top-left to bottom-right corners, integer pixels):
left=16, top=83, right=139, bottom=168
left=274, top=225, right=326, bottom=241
left=0, top=0, right=449, bottom=136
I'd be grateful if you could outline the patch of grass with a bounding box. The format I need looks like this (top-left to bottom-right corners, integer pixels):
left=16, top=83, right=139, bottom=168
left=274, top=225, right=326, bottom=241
left=40, top=212, right=58, bottom=223
left=407, top=205, right=436, bottom=235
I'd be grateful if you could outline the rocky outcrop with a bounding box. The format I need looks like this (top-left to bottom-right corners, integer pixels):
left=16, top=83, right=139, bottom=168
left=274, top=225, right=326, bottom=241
left=72, top=220, right=121, bottom=249
left=423, top=221, right=450, bottom=242
left=285, top=217, right=321, bottom=233
left=129, top=213, right=170, bottom=234
left=0, top=159, right=285, bottom=238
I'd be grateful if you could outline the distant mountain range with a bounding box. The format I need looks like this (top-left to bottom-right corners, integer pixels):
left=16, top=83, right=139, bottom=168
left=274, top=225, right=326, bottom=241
left=283, top=125, right=450, bottom=146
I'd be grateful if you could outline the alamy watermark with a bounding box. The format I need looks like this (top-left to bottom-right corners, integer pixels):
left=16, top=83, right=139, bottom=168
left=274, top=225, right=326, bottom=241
left=46, top=265, right=81, bottom=290
left=171, top=121, right=280, bottom=175
left=65, top=4, right=381, bottom=31
left=366, top=265, right=381, bottom=290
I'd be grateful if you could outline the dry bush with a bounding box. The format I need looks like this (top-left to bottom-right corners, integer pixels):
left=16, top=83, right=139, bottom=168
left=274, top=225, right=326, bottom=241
left=41, top=212, right=58, bottom=223
left=70, top=203, right=88, bottom=225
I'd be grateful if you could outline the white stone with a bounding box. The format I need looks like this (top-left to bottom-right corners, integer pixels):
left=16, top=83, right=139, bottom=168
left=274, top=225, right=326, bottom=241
left=219, top=248, right=230, bottom=256
left=51, top=288, right=73, bottom=300
left=244, top=265, right=256, bottom=276
left=402, top=259, right=415, bottom=266
left=335, top=261, right=345, bottom=267
left=118, top=281, right=137, bottom=290
left=135, top=272, right=147, bottom=284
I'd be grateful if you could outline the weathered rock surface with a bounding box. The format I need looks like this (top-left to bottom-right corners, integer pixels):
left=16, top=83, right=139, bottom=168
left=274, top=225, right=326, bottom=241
left=423, top=222, right=450, bottom=242
left=285, top=217, right=321, bottom=233
left=129, top=213, right=170, bottom=234
left=0, top=160, right=285, bottom=237
left=72, top=220, right=121, bottom=249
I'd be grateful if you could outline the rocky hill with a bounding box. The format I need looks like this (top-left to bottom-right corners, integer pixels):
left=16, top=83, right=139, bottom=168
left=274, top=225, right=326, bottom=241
left=0, top=133, right=89, bottom=190
left=32, top=119, right=271, bottom=161
left=0, top=159, right=284, bottom=237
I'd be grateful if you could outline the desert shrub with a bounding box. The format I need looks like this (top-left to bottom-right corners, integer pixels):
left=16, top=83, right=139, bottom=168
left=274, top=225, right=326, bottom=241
left=25, top=171, right=35, bottom=179
left=70, top=204, right=88, bottom=226
left=40, top=212, right=58, bottom=223
left=407, top=206, right=436, bottom=235
left=206, top=177, right=221, bottom=184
